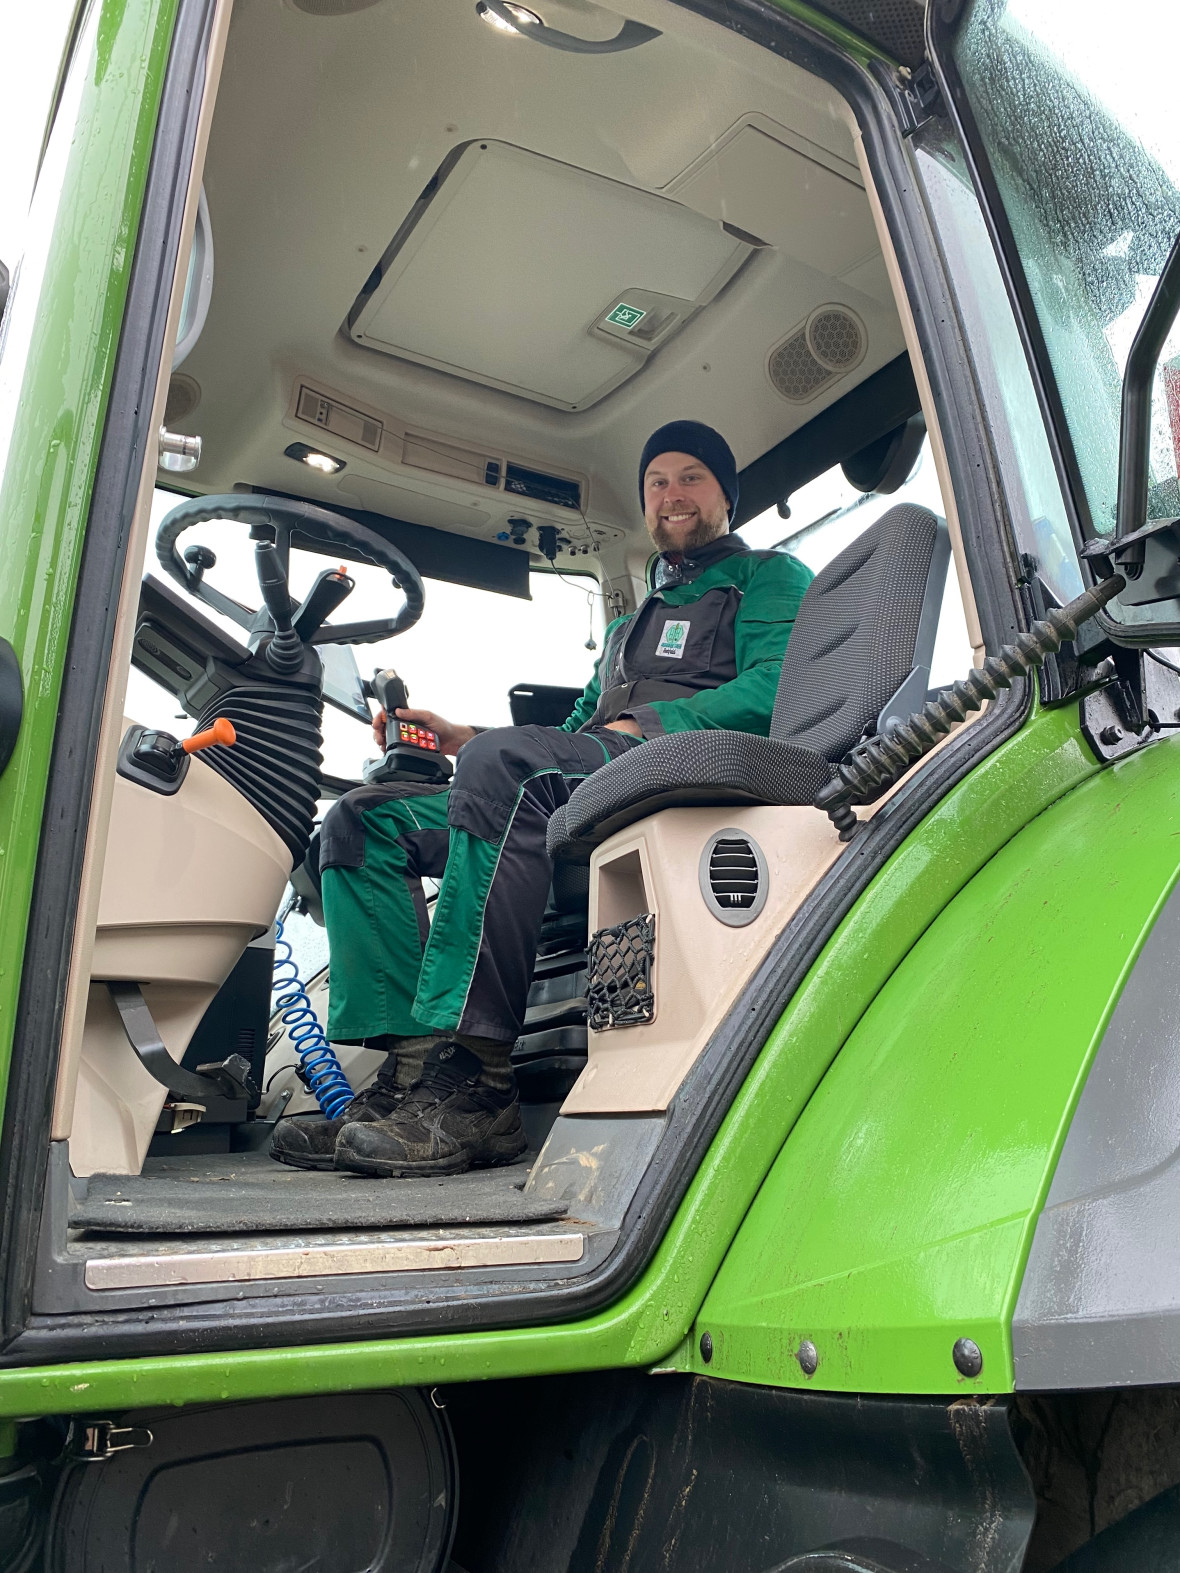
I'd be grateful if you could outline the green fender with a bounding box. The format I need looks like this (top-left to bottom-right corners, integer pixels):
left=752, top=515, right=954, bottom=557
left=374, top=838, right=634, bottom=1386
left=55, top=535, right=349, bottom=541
left=691, top=732, right=1180, bottom=1396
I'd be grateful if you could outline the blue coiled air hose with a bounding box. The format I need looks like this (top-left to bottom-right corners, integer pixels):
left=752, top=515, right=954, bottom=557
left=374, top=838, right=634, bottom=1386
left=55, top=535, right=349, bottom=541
left=272, top=909, right=353, bottom=1119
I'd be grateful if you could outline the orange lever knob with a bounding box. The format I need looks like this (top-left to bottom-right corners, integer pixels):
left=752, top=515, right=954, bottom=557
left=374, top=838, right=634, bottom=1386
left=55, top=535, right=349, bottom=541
left=182, top=717, right=236, bottom=754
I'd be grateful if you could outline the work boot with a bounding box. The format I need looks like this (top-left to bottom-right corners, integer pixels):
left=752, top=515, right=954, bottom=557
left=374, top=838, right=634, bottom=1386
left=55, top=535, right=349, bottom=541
left=333, top=1042, right=526, bottom=1178
left=269, top=1050, right=405, bottom=1171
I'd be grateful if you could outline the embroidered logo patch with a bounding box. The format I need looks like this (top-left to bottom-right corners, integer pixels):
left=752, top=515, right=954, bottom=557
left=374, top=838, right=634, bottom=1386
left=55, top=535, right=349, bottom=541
left=656, top=619, right=690, bottom=659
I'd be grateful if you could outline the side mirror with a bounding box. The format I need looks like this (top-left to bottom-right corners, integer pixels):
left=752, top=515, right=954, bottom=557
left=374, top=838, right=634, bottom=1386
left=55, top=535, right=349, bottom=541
left=842, top=414, right=926, bottom=495
left=0, top=260, right=9, bottom=326
left=1081, top=229, right=1180, bottom=602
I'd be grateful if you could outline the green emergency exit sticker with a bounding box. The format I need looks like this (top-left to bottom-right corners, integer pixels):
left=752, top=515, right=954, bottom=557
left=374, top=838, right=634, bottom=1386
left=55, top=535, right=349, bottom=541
left=606, top=302, right=646, bottom=330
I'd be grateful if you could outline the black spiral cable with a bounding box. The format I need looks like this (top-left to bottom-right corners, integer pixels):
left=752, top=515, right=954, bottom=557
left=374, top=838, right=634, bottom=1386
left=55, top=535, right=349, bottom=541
left=815, top=574, right=1127, bottom=839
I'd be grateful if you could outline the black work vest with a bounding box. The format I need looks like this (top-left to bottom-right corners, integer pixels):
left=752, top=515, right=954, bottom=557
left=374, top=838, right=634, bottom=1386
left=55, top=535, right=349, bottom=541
left=583, top=538, right=764, bottom=729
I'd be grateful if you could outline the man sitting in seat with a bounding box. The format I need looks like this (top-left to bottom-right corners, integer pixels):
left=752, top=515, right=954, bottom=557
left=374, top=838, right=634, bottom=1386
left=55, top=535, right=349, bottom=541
left=271, top=420, right=813, bottom=1177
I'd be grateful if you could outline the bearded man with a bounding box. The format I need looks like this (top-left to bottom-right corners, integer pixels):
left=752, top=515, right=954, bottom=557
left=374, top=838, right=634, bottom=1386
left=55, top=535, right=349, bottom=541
left=271, top=420, right=812, bottom=1177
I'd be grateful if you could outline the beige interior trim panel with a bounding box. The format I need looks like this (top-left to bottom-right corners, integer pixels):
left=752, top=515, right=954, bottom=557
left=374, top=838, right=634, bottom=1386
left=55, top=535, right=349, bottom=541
left=51, top=0, right=237, bottom=1145
left=565, top=700, right=982, bottom=1118
left=566, top=804, right=845, bottom=1114
left=68, top=751, right=291, bottom=1178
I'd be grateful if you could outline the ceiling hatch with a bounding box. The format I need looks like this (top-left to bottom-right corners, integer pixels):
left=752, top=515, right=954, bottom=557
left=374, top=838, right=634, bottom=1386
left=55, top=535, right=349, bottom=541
left=347, top=141, right=752, bottom=412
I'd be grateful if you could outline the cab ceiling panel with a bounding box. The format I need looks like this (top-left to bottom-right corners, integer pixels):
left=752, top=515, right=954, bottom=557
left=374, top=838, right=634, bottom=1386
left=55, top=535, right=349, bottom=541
left=669, top=122, right=879, bottom=280
left=347, top=140, right=752, bottom=411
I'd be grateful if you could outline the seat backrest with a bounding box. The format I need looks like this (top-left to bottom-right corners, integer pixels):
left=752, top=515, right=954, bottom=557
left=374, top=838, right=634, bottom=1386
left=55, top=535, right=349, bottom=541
left=770, top=502, right=950, bottom=760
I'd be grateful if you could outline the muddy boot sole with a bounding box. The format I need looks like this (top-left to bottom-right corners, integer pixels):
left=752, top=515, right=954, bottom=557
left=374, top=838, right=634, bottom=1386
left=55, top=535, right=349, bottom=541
left=336, top=1130, right=528, bottom=1180
left=334, top=1149, right=474, bottom=1179
left=268, top=1145, right=337, bottom=1172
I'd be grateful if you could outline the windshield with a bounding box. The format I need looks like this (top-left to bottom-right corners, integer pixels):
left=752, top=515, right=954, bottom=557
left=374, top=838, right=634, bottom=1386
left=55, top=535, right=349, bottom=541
left=951, top=0, right=1180, bottom=548
left=127, top=490, right=606, bottom=780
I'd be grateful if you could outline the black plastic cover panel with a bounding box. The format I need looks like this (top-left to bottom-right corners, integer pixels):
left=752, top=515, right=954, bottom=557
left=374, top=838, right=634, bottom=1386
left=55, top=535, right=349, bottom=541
left=46, top=1390, right=455, bottom=1572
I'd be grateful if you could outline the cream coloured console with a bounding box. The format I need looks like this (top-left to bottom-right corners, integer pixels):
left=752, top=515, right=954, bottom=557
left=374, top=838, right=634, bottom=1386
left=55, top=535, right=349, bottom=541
left=564, top=804, right=845, bottom=1115
left=68, top=731, right=292, bottom=1176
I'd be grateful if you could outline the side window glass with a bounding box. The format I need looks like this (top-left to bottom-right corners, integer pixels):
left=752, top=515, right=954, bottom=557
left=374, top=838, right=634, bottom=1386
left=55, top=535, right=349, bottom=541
left=737, top=435, right=973, bottom=687
left=0, top=1, right=84, bottom=270
left=912, top=127, right=1083, bottom=607
left=949, top=0, right=1180, bottom=541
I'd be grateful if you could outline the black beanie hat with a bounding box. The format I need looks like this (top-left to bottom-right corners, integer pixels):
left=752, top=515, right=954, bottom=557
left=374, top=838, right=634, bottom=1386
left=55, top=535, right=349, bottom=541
left=639, top=420, right=739, bottom=527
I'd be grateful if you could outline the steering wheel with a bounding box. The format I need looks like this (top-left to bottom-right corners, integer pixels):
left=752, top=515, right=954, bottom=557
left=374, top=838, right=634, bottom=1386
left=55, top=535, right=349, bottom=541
left=155, top=493, right=425, bottom=647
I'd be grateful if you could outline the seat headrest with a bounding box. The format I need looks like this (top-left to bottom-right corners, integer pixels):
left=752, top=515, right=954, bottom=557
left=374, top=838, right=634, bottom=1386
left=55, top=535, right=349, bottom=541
left=771, top=503, right=949, bottom=760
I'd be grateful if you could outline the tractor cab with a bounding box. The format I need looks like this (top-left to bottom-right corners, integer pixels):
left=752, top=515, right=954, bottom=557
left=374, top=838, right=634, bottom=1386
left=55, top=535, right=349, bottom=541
left=35, top=0, right=992, bottom=1303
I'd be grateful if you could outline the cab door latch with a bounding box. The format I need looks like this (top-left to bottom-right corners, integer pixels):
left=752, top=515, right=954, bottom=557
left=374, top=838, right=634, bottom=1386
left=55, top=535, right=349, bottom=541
left=66, top=1420, right=154, bottom=1461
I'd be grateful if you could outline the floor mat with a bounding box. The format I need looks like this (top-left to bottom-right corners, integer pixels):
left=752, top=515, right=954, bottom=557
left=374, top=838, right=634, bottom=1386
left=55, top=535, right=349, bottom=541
left=73, top=1150, right=566, bottom=1235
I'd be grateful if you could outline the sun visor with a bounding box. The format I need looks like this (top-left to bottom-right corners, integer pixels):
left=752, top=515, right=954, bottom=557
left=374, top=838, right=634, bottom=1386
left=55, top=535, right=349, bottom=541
left=347, top=140, right=752, bottom=411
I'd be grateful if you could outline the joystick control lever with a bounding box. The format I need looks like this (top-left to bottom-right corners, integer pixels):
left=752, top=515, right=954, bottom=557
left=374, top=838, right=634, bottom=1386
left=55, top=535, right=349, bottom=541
left=254, top=540, right=305, bottom=673
left=363, top=668, right=452, bottom=786
left=294, top=565, right=355, bottom=642
left=372, top=668, right=409, bottom=719
left=117, top=718, right=236, bottom=795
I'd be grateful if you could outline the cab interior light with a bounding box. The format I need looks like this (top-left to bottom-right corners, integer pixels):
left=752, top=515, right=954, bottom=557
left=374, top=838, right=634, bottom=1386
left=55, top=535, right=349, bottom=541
left=285, top=441, right=346, bottom=475
left=476, top=2, right=542, bottom=34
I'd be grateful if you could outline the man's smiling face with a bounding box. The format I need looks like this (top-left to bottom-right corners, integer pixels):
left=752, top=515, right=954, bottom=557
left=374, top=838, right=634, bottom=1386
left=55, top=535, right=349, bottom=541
left=643, top=451, right=731, bottom=554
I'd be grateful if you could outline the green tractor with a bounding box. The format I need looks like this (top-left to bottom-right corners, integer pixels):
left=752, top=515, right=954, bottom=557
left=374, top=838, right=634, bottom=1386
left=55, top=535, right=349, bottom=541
left=0, top=0, right=1178, bottom=1566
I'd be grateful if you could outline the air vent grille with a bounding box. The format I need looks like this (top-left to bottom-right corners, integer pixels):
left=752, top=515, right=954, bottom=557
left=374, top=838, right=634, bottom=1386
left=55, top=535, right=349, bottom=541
left=699, top=831, right=769, bottom=927
left=296, top=386, right=383, bottom=452
left=767, top=306, right=866, bottom=403
left=709, top=839, right=759, bottom=909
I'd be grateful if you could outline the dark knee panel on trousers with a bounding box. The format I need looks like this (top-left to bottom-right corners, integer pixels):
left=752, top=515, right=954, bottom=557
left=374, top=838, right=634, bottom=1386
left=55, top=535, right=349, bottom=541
left=448, top=725, right=635, bottom=843
left=320, top=782, right=451, bottom=871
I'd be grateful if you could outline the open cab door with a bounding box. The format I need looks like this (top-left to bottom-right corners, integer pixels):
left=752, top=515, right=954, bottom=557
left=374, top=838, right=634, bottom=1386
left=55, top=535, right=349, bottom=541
left=927, top=0, right=1180, bottom=655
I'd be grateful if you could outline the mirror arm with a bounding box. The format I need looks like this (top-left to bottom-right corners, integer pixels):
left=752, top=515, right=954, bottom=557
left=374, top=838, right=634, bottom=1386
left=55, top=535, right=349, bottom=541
left=1116, top=228, right=1180, bottom=541
left=189, top=578, right=257, bottom=631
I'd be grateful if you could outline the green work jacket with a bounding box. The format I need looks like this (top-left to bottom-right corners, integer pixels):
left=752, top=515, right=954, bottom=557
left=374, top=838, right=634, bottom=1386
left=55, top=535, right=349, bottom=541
left=561, top=534, right=813, bottom=738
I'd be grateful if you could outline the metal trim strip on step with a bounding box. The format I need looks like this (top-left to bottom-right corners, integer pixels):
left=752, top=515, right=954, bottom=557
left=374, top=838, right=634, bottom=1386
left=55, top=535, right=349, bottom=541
left=85, top=1232, right=586, bottom=1289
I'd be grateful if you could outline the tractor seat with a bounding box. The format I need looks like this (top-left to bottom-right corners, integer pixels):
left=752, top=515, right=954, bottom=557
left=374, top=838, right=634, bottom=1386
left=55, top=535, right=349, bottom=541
left=547, top=503, right=951, bottom=863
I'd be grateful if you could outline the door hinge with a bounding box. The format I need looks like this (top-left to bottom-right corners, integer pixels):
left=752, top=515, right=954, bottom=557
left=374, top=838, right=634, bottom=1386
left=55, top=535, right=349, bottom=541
left=893, top=61, right=945, bottom=138
left=1080, top=645, right=1180, bottom=763
left=67, top=1420, right=154, bottom=1461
